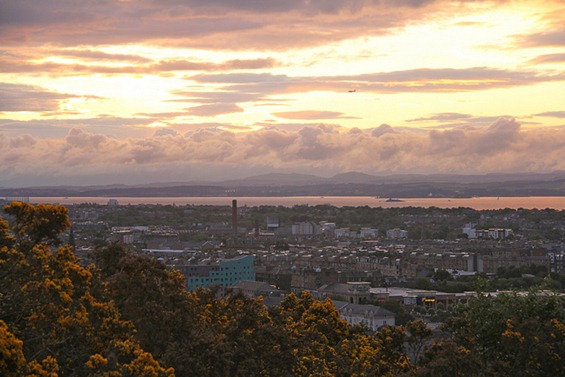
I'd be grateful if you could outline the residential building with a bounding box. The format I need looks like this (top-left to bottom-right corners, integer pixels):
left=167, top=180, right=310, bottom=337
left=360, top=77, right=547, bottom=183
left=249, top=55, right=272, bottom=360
left=360, top=228, right=378, bottom=238
left=267, top=216, right=280, bottom=231
left=317, top=282, right=371, bottom=304
left=334, top=301, right=395, bottom=331
left=231, top=280, right=283, bottom=298
left=335, top=228, right=353, bottom=238
left=462, top=223, right=477, bottom=239
left=476, top=228, right=513, bottom=239
left=386, top=228, right=408, bottom=239
left=292, top=221, right=321, bottom=236
left=549, top=250, right=565, bottom=273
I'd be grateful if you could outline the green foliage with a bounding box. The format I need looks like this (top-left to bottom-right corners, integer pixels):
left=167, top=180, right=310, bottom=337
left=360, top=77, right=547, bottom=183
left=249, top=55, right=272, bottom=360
left=3, top=202, right=70, bottom=251
left=0, top=218, right=15, bottom=249
left=497, top=264, right=547, bottom=279
left=432, top=269, right=452, bottom=282
left=206, top=293, right=295, bottom=376
left=99, top=204, right=230, bottom=227
left=95, top=248, right=205, bottom=376
left=0, top=204, right=173, bottom=377
left=404, top=320, right=433, bottom=365
left=415, top=277, right=433, bottom=290
left=375, top=300, right=415, bottom=326
left=267, top=292, right=412, bottom=376
left=95, top=244, right=297, bottom=376
left=92, top=242, right=129, bottom=278
left=92, top=256, right=415, bottom=376
left=0, top=322, right=61, bottom=377
left=415, top=341, right=483, bottom=377
left=544, top=228, right=562, bottom=240
left=335, top=328, right=412, bottom=377
left=421, top=289, right=565, bottom=376
left=273, top=240, right=289, bottom=250
left=0, top=319, right=27, bottom=376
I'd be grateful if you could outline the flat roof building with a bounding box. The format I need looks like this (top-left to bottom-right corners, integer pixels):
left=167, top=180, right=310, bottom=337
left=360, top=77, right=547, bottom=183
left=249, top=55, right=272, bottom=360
left=177, top=255, right=255, bottom=291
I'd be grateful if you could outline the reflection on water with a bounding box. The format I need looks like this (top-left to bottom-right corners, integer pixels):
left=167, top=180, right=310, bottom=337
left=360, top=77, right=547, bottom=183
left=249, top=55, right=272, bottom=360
left=30, top=196, right=565, bottom=210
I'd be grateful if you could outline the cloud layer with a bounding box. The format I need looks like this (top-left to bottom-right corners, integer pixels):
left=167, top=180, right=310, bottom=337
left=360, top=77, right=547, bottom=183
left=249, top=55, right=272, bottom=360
left=2, top=118, right=565, bottom=186
left=0, top=0, right=447, bottom=49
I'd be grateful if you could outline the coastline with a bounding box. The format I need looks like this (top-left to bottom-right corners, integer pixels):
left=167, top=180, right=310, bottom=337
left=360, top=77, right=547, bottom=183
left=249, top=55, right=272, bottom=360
left=23, top=196, right=565, bottom=210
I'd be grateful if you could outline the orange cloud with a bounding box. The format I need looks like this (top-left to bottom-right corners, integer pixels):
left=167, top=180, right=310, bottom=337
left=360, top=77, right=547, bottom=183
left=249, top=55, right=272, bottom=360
left=273, top=111, right=354, bottom=120
left=0, top=83, right=98, bottom=112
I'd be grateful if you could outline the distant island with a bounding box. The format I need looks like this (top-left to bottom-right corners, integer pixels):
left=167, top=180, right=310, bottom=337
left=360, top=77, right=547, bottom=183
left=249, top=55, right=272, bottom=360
left=1, top=171, right=565, bottom=198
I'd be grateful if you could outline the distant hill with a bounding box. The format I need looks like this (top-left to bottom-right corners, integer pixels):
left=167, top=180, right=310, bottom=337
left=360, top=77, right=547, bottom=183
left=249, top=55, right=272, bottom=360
left=329, top=172, right=380, bottom=184
left=221, top=173, right=326, bottom=186
left=2, top=171, right=565, bottom=198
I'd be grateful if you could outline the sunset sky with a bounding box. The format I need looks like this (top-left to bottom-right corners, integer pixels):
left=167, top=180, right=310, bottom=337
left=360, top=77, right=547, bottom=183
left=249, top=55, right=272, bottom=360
left=1, top=0, right=564, bottom=187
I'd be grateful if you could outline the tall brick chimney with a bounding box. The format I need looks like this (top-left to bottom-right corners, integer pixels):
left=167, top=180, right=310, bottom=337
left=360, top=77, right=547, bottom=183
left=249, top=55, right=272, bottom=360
left=232, top=199, right=238, bottom=236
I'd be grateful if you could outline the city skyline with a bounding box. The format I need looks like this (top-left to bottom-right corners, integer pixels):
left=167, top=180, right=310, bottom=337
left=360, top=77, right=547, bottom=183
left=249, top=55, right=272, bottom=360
left=1, top=0, right=564, bottom=187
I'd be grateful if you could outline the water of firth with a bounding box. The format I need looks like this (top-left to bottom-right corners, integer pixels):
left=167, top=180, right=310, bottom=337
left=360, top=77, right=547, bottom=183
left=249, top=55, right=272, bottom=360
left=30, top=196, right=565, bottom=210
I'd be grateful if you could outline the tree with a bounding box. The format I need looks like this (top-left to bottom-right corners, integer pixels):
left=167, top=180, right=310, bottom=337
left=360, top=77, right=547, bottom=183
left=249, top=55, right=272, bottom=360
left=335, top=329, right=411, bottom=377
left=432, top=269, right=452, bottom=282
left=94, top=245, right=294, bottom=376
left=270, top=292, right=413, bottom=377
left=0, top=319, right=47, bottom=377
left=376, top=299, right=414, bottom=326
left=271, top=292, right=345, bottom=376
left=0, top=321, right=60, bottom=377
left=99, top=249, right=214, bottom=376
left=0, top=218, right=14, bottom=249
left=404, top=320, right=433, bottom=365
left=421, top=289, right=565, bottom=376
left=3, top=202, right=70, bottom=251
left=0, top=204, right=173, bottom=376
left=203, top=293, right=295, bottom=377
left=414, top=341, right=483, bottom=377
left=92, top=242, right=129, bottom=278
left=415, top=277, right=432, bottom=290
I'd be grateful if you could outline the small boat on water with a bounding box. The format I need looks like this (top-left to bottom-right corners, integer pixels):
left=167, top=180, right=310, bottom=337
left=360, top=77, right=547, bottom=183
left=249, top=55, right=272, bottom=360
left=385, top=198, right=404, bottom=202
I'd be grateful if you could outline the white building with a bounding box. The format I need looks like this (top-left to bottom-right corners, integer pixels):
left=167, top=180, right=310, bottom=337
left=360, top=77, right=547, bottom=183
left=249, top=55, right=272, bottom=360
left=360, top=228, right=378, bottom=238
left=386, top=228, right=408, bottom=239
left=335, top=228, right=352, bottom=238
left=335, top=302, right=395, bottom=331
left=462, top=223, right=477, bottom=239
left=267, top=217, right=279, bottom=231
left=334, top=227, right=378, bottom=239
left=487, top=228, right=513, bottom=239
left=291, top=221, right=321, bottom=236
left=107, top=199, right=119, bottom=206
left=476, top=228, right=513, bottom=239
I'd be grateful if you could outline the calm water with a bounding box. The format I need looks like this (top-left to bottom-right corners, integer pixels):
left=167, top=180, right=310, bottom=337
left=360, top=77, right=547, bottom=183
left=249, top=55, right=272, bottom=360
left=29, top=196, right=565, bottom=210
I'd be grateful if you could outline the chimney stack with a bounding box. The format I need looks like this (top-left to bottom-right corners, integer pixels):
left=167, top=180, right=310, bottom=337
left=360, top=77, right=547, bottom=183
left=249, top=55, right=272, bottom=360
left=232, top=199, right=238, bottom=236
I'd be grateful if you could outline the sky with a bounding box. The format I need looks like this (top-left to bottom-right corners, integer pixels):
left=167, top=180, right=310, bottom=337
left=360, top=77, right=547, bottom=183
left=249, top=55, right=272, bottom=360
left=1, top=0, right=564, bottom=187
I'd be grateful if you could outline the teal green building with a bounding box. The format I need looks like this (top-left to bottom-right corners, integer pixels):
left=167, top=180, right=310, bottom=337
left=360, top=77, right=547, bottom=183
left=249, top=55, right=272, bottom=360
left=179, top=255, right=255, bottom=291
